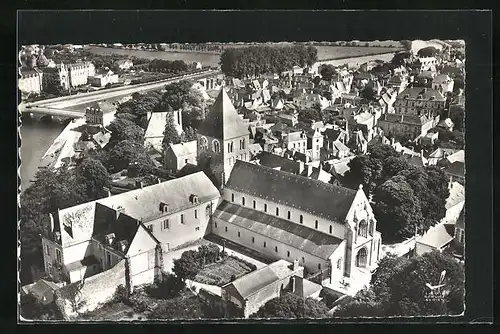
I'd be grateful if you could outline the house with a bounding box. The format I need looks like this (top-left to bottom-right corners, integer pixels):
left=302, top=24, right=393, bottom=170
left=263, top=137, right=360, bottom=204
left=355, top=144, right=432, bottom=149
left=211, top=161, right=382, bottom=295
left=394, top=87, right=446, bottom=117
left=19, top=67, right=43, bottom=94
left=254, top=151, right=302, bottom=175
left=437, top=118, right=455, bottom=132
left=427, top=147, right=459, bottom=166
left=377, top=113, right=438, bottom=140
left=432, top=74, right=454, bottom=93
left=283, top=130, right=307, bottom=154
left=377, top=88, right=398, bottom=113
left=415, top=223, right=456, bottom=256
left=85, top=102, right=104, bottom=126
left=66, top=61, right=96, bottom=87
left=88, top=69, right=119, bottom=87
left=197, top=88, right=251, bottom=188
left=293, top=93, right=330, bottom=110
left=277, top=113, right=298, bottom=127
left=418, top=131, right=439, bottom=147
left=21, top=279, right=65, bottom=305
left=221, top=259, right=313, bottom=318
left=164, top=140, right=198, bottom=174
left=444, top=161, right=465, bottom=185
left=386, top=74, right=409, bottom=94
left=114, top=59, right=133, bottom=71
left=248, top=143, right=263, bottom=159
left=306, top=128, right=324, bottom=162
left=144, top=108, right=183, bottom=152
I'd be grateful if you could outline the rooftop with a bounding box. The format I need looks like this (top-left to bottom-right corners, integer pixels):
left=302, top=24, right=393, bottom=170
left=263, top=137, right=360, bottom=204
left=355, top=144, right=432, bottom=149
left=168, top=140, right=197, bottom=158
left=397, top=87, right=446, bottom=102
left=418, top=224, right=455, bottom=249
left=225, top=161, right=358, bottom=223
left=214, top=201, right=343, bottom=260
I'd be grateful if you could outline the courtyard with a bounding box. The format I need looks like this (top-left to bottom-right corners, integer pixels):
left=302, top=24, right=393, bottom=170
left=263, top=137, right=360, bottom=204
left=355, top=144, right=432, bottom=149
left=194, top=255, right=256, bottom=286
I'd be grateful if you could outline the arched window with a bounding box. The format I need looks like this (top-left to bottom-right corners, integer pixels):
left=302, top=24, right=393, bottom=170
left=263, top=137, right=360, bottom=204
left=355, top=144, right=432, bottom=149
left=358, top=220, right=368, bottom=238
left=276, top=207, right=279, bottom=216
left=318, top=263, right=321, bottom=270
left=242, top=197, right=245, bottom=206
left=287, top=211, right=291, bottom=220
left=329, top=225, right=332, bottom=234
left=212, top=140, right=220, bottom=153
left=315, top=220, right=318, bottom=229
left=253, top=200, right=256, bottom=209
left=231, top=193, right=235, bottom=202
left=241, top=138, right=246, bottom=150
left=299, top=215, right=303, bottom=224
left=356, top=247, right=368, bottom=268
left=264, top=203, right=267, bottom=212
left=369, top=220, right=374, bottom=236
left=337, top=258, right=342, bottom=270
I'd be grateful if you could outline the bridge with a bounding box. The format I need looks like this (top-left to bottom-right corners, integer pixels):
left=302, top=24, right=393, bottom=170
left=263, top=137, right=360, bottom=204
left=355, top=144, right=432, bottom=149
left=22, top=69, right=220, bottom=117
left=22, top=106, right=84, bottom=119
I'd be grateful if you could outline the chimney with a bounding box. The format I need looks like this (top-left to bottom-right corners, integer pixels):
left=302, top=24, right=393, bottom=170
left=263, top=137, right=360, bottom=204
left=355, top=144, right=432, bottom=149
left=420, top=150, right=424, bottom=158
left=157, top=177, right=161, bottom=184
left=292, top=259, right=300, bottom=271
left=48, top=213, right=54, bottom=233
left=401, top=114, right=404, bottom=122
left=391, top=137, right=395, bottom=146
left=298, top=160, right=305, bottom=174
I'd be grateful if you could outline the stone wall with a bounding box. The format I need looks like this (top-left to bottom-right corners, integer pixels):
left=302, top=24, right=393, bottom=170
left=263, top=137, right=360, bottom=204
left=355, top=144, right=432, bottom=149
left=54, top=259, right=127, bottom=319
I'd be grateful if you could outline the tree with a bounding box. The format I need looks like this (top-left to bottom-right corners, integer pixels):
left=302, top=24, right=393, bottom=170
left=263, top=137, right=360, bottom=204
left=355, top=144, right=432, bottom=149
left=344, top=155, right=383, bottom=193
left=449, top=105, right=465, bottom=132
left=360, top=84, right=376, bottom=100
left=172, top=250, right=203, bottom=282
left=162, top=109, right=182, bottom=150
left=74, top=158, right=110, bottom=200
left=400, top=40, right=412, bottom=51
left=101, top=140, right=154, bottom=174
left=20, top=294, right=61, bottom=320
left=252, top=293, right=329, bottom=319
left=417, top=46, right=439, bottom=58
left=391, top=51, right=411, bottom=67
left=373, top=175, right=424, bottom=241
left=182, top=126, right=198, bottom=142
left=42, top=72, right=65, bottom=95
left=107, top=118, right=145, bottom=143
left=335, top=252, right=464, bottom=317
left=320, top=64, right=336, bottom=81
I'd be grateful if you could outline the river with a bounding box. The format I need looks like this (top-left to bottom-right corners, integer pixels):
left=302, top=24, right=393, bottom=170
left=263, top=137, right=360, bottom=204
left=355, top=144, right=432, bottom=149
left=19, top=120, right=67, bottom=192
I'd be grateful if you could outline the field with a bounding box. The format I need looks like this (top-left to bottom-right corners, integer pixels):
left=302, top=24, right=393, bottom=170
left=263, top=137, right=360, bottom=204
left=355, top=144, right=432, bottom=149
left=195, top=256, right=256, bottom=286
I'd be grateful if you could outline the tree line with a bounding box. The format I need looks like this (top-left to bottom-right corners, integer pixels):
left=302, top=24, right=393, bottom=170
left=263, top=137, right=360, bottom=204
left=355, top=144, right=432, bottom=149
left=219, top=45, right=318, bottom=79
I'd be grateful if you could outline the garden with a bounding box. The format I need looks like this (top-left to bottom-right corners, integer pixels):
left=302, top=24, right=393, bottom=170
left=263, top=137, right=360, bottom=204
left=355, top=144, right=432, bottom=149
left=173, top=244, right=258, bottom=287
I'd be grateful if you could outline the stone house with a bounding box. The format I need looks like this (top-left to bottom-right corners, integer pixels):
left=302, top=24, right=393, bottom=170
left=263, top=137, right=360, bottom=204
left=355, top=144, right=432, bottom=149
left=19, top=67, right=43, bottom=94
left=211, top=161, right=382, bottom=294
left=394, top=87, right=446, bottom=117
left=164, top=140, right=197, bottom=174
left=377, top=113, right=438, bottom=140
left=221, top=259, right=321, bottom=318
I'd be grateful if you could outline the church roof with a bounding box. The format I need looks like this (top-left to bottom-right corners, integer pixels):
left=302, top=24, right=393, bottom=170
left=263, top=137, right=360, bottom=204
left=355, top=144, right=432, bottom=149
left=225, top=160, right=358, bottom=223
left=198, top=88, right=250, bottom=140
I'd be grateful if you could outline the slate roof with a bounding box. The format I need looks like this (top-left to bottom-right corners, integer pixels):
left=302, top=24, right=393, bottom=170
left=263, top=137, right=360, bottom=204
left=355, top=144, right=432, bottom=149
left=214, top=201, right=343, bottom=259
left=225, top=160, right=358, bottom=222
left=226, top=260, right=296, bottom=299
left=456, top=208, right=465, bottom=229
left=198, top=88, right=250, bottom=140
left=256, top=151, right=301, bottom=175
left=398, top=87, right=446, bottom=101
left=445, top=161, right=465, bottom=177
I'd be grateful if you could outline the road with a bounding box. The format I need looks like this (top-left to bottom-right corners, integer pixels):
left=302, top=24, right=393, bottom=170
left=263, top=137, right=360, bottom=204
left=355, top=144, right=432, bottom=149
left=21, top=69, right=220, bottom=112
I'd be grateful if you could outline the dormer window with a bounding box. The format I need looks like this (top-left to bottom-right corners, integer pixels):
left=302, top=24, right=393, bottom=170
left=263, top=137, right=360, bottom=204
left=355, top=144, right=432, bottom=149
left=105, top=233, right=115, bottom=245
left=159, top=202, right=169, bottom=213
left=189, top=194, right=199, bottom=204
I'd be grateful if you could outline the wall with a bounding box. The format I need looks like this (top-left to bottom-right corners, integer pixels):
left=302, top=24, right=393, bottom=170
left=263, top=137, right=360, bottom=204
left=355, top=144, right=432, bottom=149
left=55, top=259, right=127, bottom=319
left=41, top=237, right=64, bottom=279
left=145, top=198, right=220, bottom=251
left=62, top=240, right=92, bottom=266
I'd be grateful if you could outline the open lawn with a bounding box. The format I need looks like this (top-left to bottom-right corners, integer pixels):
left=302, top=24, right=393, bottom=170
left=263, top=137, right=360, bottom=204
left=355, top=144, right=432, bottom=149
left=77, top=302, right=145, bottom=321
left=195, top=256, right=256, bottom=286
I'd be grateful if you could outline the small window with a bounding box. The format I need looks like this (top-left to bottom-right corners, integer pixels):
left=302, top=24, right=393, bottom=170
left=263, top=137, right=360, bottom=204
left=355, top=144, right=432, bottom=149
left=225, top=226, right=228, bottom=232
left=329, top=225, right=332, bottom=234
left=55, top=249, right=62, bottom=263
left=181, top=214, right=185, bottom=224
left=242, top=197, right=246, bottom=206
left=185, top=158, right=189, bottom=164
left=231, top=193, right=235, bottom=202
left=276, top=207, right=279, bottom=216
left=163, top=219, right=169, bottom=230
left=195, top=227, right=200, bottom=231
left=287, top=251, right=290, bottom=257
left=148, top=224, right=154, bottom=232
left=45, top=244, right=50, bottom=256
left=253, top=200, right=256, bottom=209
left=287, top=211, right=291, bottom=220
left=264, top=241, right=267, bottom=248
left=264, top=204, right=268, bottom=212
left=252, top=237, right=255, bottom=243
left=318, top=263, right=321, bottom=270
left=238, top=231, right=241, bottom=237
left=214, top=222, right=217, bottom=228
left=337, top=258, right=342, bottom=269
left=300, top=215, right=303, bottom=224
left=194, top=210, right=198, bottom=219
left=315, top=220, right=318, bottom=229
left=275, top=246, right=278, bottom=253
left=302, top=257, right=305, bottom=264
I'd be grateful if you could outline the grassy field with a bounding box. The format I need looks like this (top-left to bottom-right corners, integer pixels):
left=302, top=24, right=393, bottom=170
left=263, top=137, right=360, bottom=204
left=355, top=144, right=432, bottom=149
left=195, top=256, right=255, bottom=286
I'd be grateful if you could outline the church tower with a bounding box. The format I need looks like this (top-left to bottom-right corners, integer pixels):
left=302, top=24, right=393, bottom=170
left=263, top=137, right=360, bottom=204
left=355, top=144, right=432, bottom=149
left=197, top=88, right=250, bottom=188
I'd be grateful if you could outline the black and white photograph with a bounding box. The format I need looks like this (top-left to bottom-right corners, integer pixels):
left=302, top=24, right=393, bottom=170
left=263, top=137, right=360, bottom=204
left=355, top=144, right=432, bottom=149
left=16, top=10, right=485, bottom=323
